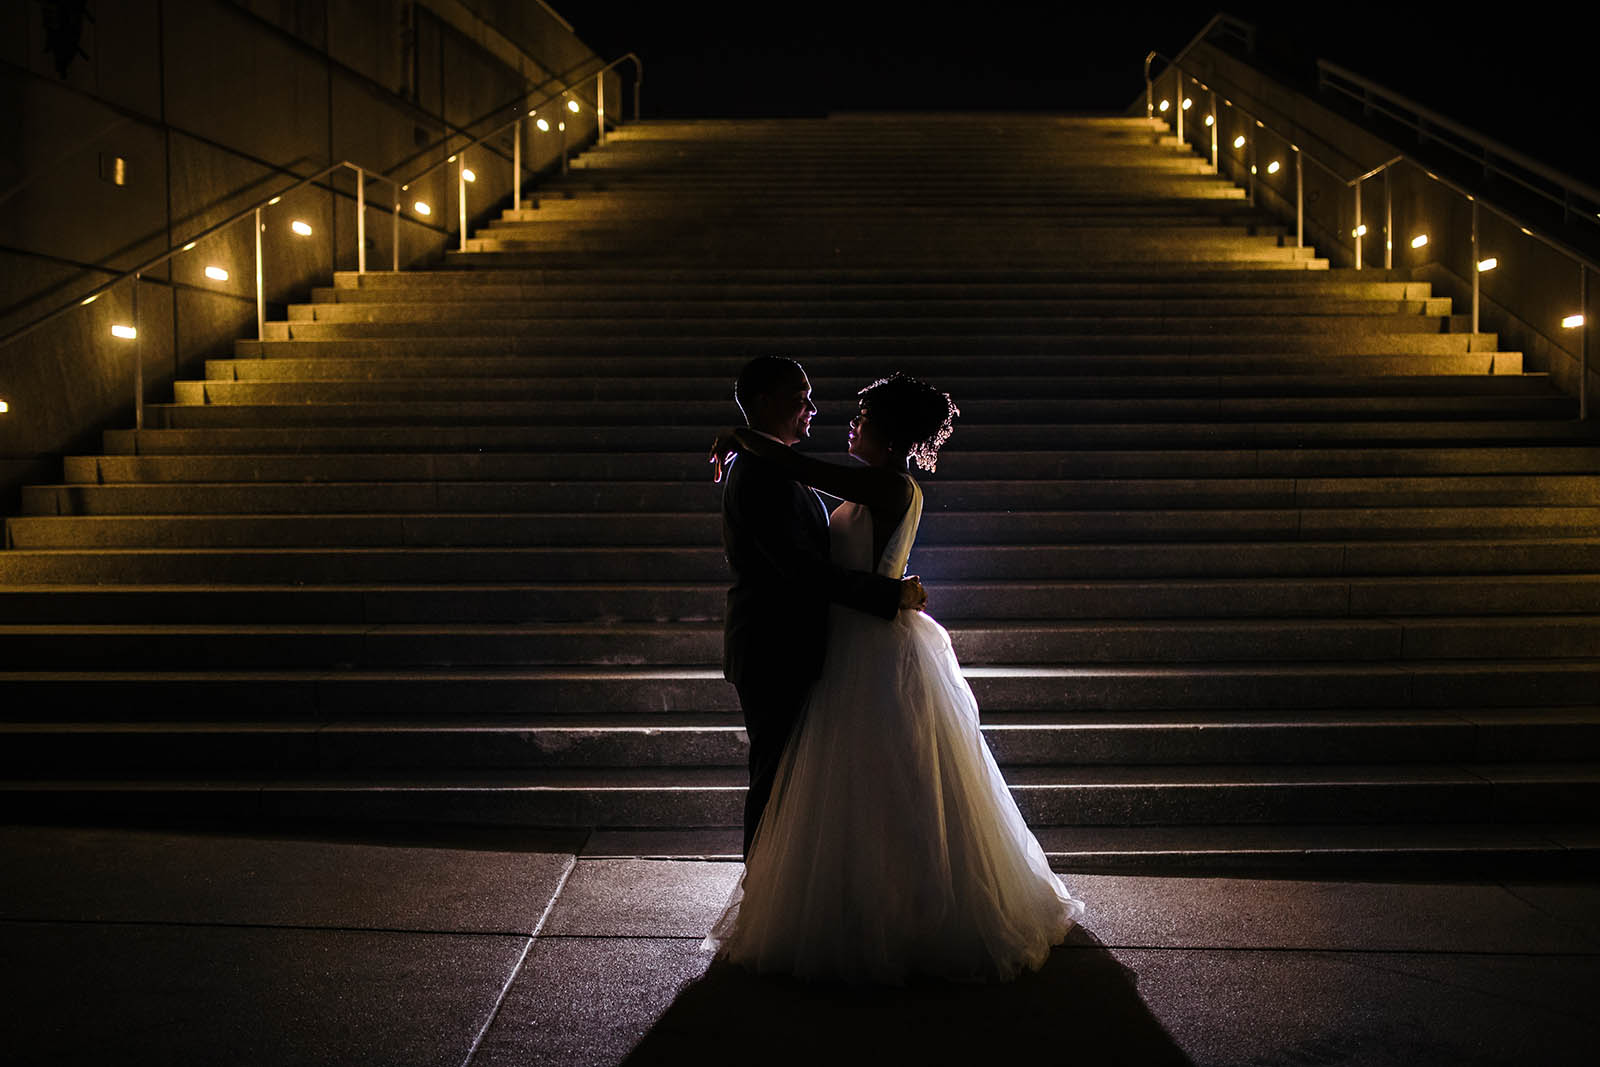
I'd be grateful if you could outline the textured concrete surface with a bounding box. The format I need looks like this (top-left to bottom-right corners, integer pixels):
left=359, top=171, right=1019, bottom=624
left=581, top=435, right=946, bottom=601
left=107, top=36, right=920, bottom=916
left=2, top=824, right=1597, bottom=1066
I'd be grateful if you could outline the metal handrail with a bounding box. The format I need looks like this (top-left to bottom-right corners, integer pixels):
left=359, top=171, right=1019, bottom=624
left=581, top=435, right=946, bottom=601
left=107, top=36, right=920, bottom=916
left=1317, top=60, right=1600, bottom=230
left=1144, top=44, right=1593, bottom=419
left=395, top=52, right=643, bottom=253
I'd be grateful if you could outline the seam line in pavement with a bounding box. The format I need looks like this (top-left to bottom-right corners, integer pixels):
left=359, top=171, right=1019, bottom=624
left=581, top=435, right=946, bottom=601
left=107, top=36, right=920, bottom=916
left=461, top=852, right=578, bottom=1067
left=0, top=916, right=542, bottom=938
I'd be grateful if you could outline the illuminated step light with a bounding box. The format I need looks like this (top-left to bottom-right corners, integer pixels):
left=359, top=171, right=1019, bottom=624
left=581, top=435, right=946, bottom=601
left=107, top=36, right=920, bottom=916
left=447, top=155, right=457, bottom=163
left=111, top=324, right=137, bottom=339
left=204, top=266, right=229, bottom=282
left=1181, top=98, right=1193, bottom=110
left=182, top=241, right=197, bottom=252
left=1563, top=314, right=1586, bottom=329
left=1250, top=165, right=1258, bottom=175
left=414, top=201, right=432, bottom=216
left=0, top=400, right=8, bottom=413
left=1477, top=257, right=1498, bottom=272
left=290, top=220, right=313, bottom=236
left=267, top=196, right=281, bottom=205
left=1159, top=99, right=1170, bottom=112
left=1266, top=160, right=1280, bottom=174
left=1352, top=225, right=1368, bottom=237
left=1233, top=135, right=1246, bottom=149
left=536, top=118, right=550, bottom=132
left=1411, top=235, right=1429, bottom=249
left=558, top=122, right=566, bottom=132
left=462, top=168, right=476, bottom=183
left=528, top=108, right=537, bottom=117
left=567, top=100, right=580, bottom=113
left=1204, top=114, right=1215, bottom=127
left=81, top=294, right=99, bottom=306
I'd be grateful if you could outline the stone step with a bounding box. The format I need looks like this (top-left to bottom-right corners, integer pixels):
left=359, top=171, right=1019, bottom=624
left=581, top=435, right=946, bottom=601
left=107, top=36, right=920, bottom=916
left=25, top=475, right=1600, bottom=517
left=102, top=420, right=1595, bottom=456
left=4, top=709, right=1597, bottom=770
left=4, top=761, right=1598, bottom=827
left=15, top=505, right=1600, bottom=549
left=4, top=575, right=1598, bottom=622
left=4, top=540, right=1598, bottom=585
left=497, top=203, right=1273, bottom=223
left=288, top=297, right=1451, bottom=321
left=61, top=445, right=1600, bottom=485
left=142, top=396, right=1570, bottom=430
left=442, top=251, right=1332, bottom=271
left=229, top=333, right=1491, bottom=359
left=2, top=617, right=1598, bottom=668
left=0, top=662, right=1594, bottom=713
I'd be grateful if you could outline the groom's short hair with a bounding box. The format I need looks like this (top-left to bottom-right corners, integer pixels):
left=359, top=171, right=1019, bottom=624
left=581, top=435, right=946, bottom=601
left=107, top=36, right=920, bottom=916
left=734, top=356, right=805, bottom=410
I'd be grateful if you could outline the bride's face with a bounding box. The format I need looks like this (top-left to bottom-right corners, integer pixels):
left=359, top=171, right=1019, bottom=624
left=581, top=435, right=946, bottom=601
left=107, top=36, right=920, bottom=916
left=847, top=404, right=893, bottom=466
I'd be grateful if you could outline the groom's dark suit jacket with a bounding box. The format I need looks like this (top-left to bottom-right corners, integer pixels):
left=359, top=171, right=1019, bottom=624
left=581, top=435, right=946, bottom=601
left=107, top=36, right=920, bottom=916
left=721, top=451, right=901, bottom=691
left=721, top=450, right=901, bottom=856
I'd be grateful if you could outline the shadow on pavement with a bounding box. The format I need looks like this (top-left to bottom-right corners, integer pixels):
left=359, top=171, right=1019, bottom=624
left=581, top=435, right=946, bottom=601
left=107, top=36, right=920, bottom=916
left=620, top=926, right=1192, bottom=1066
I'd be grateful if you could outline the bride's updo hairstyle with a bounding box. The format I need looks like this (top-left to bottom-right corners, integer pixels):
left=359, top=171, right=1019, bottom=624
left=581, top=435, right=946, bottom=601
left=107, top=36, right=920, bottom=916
left=856, top=372, right=959, bottom=472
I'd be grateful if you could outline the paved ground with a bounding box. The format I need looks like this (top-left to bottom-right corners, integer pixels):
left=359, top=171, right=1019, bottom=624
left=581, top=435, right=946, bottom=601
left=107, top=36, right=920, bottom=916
left=2, top=822, right=1597, bottom=1066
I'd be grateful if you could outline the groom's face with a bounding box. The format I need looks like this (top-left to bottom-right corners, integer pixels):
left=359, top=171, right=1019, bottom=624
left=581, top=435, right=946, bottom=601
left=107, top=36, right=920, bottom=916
left=767, top=372, right=816, bottom=445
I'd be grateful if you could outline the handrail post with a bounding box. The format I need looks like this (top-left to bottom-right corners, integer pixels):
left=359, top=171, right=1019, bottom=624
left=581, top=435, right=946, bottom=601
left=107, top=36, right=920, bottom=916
left=356, top=166, right=367, bottom=274
left=1145, top=65, right=1153, bottom=119
left=391, top=198, right=399, bottom=271
left=513, top=119, right=522, bottom=211
left=1247, top=132, right=1256, bottom=207
left=560, top=97, right=569, bottom=176
left=633, top=64, right=641, bottom=121
left=254, top=206, right=265, bottom=339
left=1581, top=264, right=1590, bottom=421
left=132, top=273, right=143, bottom=432
left=597, top=72, right=606, bottom=145
left=1384, top=168, right=1393, bottom=270
left=1209, top=90, right=1218, bottom=172
left=458, top=155, right=468, bottom=253
left=1471, top=199, right=1480, bottom=333
left=1174, top=67, right=1183, bottom=144
left=1354, top=178, right=1363, bottom=270
left=1295, top=149, right=1304, bottom=248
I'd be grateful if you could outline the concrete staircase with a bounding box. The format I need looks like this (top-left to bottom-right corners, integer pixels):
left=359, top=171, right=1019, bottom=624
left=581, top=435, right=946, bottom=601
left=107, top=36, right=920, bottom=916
left=5, top=115, right=1599, bottom=871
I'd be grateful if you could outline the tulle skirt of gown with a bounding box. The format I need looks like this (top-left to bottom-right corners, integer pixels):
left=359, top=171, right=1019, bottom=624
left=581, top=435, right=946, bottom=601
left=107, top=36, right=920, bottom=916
left=707, top=603, right=1085, bottom=984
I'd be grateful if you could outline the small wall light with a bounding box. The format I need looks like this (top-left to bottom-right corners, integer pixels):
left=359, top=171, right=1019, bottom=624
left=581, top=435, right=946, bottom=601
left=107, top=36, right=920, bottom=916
left=1233, top=135, right=1246, bottom=149
left=567, top=100, right=580, bottom=113
left=447, top=155, right=457, bottom=163
left=1266, top=160, right=1280, bottom=174
left=558, top=122, right=566, bottom=132
left=291, top=220, right=313, bottom=236
left=461, top=168, right=476, bottom=183
left=1352, top=225, right=1368, bottom=237
left=267, top=196, right=282, bottom=205
left=528, top=109, right=537, bottom=117
left=414, top=201, right=432, bottom=216
left=536, top=118, right=550, bottom=132
left=111, top=324, right=137, bottom=339
left=0, top=400, right=8, bottom=413
left=1411, top=235, right=1429, bottom=249
left=1181, top=98, right=1192, bottom=110
left=204, top=266, right=229, bottom=282
left=1159, top=99, right=1170, bottom=112
left=81, top=294, right=99, bottom=306
left=1250, top=165, right=1258, bottom=175
left=1477, top=257, right=1498, bottom=272
left=1204, top=114, right=1215, bottom=127
left=182, top=241, right=198, bottom=252
left=1563, top=314, right=1586, bottom=329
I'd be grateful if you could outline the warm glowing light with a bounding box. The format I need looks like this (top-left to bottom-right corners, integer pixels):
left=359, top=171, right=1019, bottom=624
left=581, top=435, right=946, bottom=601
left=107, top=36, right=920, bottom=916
left=1477, top=257, right=1498, bottom=272
left=536, top=118, right=550, bottom=132
left=1521, top=226, right=1534, bottom=236
left=567, top=100, right=580, bottom=113
left=1159, top=99, right=1170, bottom=112
left=81, top=294, right=99, bottom=306
left=462, top=168, right=476, bottom=183
left=1563, top=314, right=1586, bottom=329
left=1255, top=120, right=1264, bottom=128
left=1411, top=235, right=1429, bottom=249
left=1250, top=165, right=1258, bottom=175
left=1233, top=135, right=1246, bottom=148
left=111, top=324, right=137, bottom=339
left=558, top=122, right=566, bottom=132
left=267, top=196, right=281, bottom=205
left=204, top=266, right=229, bottom=282
left=448, top=155, right=457, bottom=163
left=414, top=201, right=432, bottom=216
left=182, top=241, right=197, bottom=252
left=1352, top=225, right=1368, bottom=237
left=291, top=220, right=313, bottom=236
left=1266, top=160, right=1280, bottom=174
left=529, top=109, right=537, bottom=116
left=1181, top=98, right=1193, bottom=110
left=0, top=400, right=8, bottom=413
left=1204, top=114, right=1215, bottom=127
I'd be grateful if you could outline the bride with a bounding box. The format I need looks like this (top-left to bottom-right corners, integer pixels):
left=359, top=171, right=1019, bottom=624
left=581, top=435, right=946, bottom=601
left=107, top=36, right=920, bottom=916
left=705, top=372, right=1084, bottom=984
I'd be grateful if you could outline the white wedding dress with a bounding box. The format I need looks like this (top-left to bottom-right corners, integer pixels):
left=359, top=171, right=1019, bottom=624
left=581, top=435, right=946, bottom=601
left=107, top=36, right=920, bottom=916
left=707, top=478, right=1084, bottom=983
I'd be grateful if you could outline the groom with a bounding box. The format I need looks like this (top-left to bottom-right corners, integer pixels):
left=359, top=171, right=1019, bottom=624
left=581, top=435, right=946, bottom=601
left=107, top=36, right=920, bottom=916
left=713, top=356, right=926, bottom=858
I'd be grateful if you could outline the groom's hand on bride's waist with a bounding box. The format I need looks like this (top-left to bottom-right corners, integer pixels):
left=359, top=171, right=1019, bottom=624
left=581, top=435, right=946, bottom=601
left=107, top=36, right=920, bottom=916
left=898, top=576, right=927, bottom=613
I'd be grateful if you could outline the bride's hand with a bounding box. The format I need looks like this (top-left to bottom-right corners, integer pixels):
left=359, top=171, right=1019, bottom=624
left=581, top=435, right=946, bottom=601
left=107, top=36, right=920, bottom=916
left=708, top=427, right=743, bottom=483
left=898, top=575, right=927, bottom=612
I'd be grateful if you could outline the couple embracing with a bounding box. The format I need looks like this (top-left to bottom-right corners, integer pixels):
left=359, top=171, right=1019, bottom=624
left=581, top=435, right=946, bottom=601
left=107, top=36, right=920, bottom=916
left=705, top=356, right=1084, bottom=984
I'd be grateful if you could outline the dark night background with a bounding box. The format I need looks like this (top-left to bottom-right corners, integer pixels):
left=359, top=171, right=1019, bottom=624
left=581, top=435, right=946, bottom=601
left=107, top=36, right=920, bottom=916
left=562, top=2, right=1597, bottom=181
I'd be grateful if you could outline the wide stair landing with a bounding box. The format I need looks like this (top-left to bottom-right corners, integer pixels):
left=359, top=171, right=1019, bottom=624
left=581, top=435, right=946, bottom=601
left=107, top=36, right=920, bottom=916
left=3, top=115, right=1599, bottom=871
